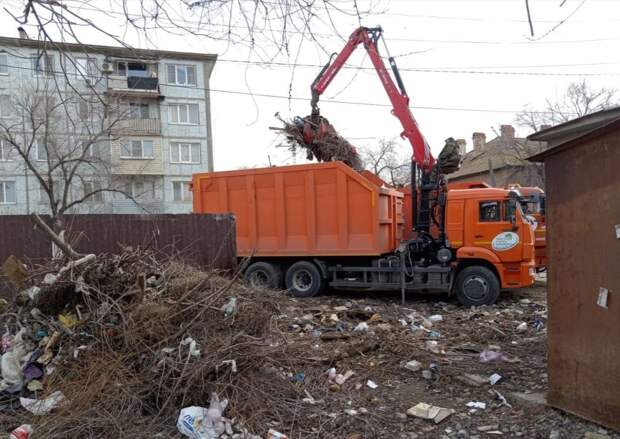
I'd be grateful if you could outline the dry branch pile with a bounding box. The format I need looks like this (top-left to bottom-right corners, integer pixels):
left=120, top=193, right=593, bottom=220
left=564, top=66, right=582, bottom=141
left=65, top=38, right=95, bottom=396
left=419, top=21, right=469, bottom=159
left=0, top=249, right=325, bottom=438
left=276, top=115, right=363, bottom=171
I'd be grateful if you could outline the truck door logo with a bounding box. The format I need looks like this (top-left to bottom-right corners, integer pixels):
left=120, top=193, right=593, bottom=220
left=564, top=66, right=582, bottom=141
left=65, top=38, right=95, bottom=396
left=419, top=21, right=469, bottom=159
left=492, top=232, right=520, bottom=251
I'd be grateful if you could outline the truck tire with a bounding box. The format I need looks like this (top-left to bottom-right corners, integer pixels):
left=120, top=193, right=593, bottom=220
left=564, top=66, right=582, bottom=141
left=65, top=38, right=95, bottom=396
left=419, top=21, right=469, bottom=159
left=455, top=266, right=500, bottom=306
left=245, top=262, right=282, bottom=289
left=285, top=261, right=324, bottom=298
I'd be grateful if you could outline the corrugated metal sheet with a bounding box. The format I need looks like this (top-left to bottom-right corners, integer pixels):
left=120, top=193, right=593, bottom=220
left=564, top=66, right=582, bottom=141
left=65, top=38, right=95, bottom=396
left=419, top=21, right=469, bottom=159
left=0, top=213, right=236, bottom=295
left=544, top=127, right=620, bottom=430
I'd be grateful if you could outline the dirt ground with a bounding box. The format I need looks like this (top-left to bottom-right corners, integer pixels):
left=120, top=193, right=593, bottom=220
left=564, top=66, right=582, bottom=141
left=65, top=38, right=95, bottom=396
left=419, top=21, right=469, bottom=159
left=2, top=267, right=617, bottom=439
left=269, top=280, right=617, bottom=439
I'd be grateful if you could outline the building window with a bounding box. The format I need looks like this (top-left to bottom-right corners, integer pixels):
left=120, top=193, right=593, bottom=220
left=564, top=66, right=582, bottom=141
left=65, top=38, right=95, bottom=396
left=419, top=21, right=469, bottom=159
left=38, top=185, right=48, bottom=204
left=479, top=201, right=501, bottom=222
left=81, top=141, right=99, bottom=158
left=0, top=95, right=10, bottom=118
left=167, top=64, right=196, bottom=86
left=34, top=140, right=48, bottom=161
left=128, top=102, right=149, bottom=119
left=31, top=54, right=55, bottom=76
left=120, top=139, right=154, bottom=159
left=124, top=180, right=156, bottom=200
left=170, top=142, right=200, bottom=164
left=169, top=103, right=199, bottom=124
left=172, top=181, right=192, bottom=202
left=0, top=181, right=16, bottom=204
left=0, top=54, right=7, bottom=75
left=76, top=57, right=97, bottom=79
left=83, top=181, right=103, bottom=203
left=115, top=61, right=149, bottom=78
left=0, top=140, right=11, bottom=161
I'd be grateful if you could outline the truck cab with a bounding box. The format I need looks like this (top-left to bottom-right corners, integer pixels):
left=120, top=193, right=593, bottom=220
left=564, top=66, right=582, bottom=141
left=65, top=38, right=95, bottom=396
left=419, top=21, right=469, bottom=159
left=446, top=188, right=536, bottom=302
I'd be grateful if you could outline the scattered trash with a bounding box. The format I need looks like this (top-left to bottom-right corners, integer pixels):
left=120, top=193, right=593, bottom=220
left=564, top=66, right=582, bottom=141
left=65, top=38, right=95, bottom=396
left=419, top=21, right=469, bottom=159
left=429, top=330, right=441, bottom=338
left=58, top=313, right=79, bottom=329
left=404, top=360, right=422, bottom=372
left=407, top=402, right=455, bottom=424
left=489, top=373, right=503, bottom=385
left=422, top=370, right=433, bottom=380
left=327, top=368, right=355, bottom=385
left=27, top=380, right=43, bottom=392
left=43, top=273, right=58, bottom=285
left=180, top=337, right=201, bottom=358
left=353, top=322, right=369, bottom=333
left=425, top=340, right=440, bottom=354
left=345, top=408, right=359, bottom=416
left=221, top=297, right=237, bottom=317
left=177, top=393, right=228, bottom=439
left=73, top=345, right=88, bottom=359
left=456, top=373, right=488, bottom=387
left=266, top=429, right=289, bottom=439
left=366, top=379, right=378, bottom=389
left=428, top=314, right=443, bottom=323
left=479, top=349, right=504, bottom=363
left=466, top=401, right=487, bottom=410
left=9, top=424, right=32, bottom=439
left=291, top=373, right=305, bottom=382
left=516, top=322, right=527, bottom=332
left=20, top=390, right=66, bottom=415
left=492, top=390, right=513, bottom=409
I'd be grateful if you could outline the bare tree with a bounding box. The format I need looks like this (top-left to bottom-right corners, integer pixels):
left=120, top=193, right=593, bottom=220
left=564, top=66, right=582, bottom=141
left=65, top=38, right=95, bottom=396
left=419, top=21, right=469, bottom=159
left=359, top=139, right=410, bottom=187
left=0, top=81, right=141, bottom=233
left=5, top=1, right=372, bottom=57
left=516, top=79, right=618, bottom=132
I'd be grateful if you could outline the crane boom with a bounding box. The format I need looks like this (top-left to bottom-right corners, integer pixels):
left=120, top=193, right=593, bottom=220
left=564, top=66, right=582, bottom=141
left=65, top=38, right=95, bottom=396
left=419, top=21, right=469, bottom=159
left=309, top=26, right=435, bottom=172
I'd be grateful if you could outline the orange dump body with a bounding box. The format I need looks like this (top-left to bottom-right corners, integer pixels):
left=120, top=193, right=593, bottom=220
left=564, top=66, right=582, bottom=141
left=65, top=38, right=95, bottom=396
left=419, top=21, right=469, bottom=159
left=192, top=162, right=404, bottom=257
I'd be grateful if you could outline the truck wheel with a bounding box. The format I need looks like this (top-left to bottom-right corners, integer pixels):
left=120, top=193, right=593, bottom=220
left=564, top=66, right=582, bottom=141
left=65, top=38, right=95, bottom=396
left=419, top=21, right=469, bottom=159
left=285, top=261, right=324, bottom=298
left=245, top=262, right=282, bottom=289
left=455, top=266, right=500, bottom=306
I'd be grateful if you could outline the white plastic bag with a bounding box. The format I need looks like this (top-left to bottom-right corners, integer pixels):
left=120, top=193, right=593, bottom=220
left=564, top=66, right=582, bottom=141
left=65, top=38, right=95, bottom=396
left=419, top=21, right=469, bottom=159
left=20, top=391, right=66, bottom=415
left=177, top=393, right=228, bottom=439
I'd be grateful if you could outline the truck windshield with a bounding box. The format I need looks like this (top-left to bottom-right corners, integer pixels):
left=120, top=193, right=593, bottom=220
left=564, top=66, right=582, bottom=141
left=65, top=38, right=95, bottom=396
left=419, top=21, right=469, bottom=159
left=504, top=198, right=524, bottom=224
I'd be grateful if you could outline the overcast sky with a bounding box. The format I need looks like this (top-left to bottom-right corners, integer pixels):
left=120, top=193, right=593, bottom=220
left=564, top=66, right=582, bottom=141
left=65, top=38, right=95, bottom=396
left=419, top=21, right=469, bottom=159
left=2, top=0, right=619, bottom=170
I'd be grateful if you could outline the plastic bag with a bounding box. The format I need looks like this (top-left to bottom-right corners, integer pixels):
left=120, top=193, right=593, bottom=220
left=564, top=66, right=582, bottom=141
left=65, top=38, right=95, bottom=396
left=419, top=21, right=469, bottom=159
left=9, top=424, right=32, bottom=439
left=177, top=393, right=228, bottom=439
left=20, top=391, right=66, bottom=415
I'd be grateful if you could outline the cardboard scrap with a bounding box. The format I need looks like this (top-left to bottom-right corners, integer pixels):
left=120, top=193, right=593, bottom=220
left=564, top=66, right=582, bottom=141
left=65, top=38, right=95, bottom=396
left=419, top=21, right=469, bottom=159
left=407, top=402, right=455, bottom=424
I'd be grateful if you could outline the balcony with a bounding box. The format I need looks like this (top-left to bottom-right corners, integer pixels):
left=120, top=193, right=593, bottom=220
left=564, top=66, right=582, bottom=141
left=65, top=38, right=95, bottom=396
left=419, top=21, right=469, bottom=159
left=107, top=75, right=161, bottom=98
left=114, top=118, right=161, bottom=135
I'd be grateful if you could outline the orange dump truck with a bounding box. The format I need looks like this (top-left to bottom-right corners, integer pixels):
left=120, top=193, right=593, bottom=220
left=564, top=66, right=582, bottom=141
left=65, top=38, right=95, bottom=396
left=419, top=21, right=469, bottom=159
left=193, top=162, right=535, bottom=305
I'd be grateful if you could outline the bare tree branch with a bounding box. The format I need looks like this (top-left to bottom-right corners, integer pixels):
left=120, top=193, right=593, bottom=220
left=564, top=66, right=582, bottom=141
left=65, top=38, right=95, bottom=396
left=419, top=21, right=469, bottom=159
left=516, top=79, right=618, bottom=132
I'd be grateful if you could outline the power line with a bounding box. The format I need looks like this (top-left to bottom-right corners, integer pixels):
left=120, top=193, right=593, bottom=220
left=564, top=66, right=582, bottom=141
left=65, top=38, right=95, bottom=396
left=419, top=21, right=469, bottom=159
left=0, top=60, right=565, bottom=114
left=13, top=5, right=620, bottom=47
left=215, top=58, right=620, bottom=77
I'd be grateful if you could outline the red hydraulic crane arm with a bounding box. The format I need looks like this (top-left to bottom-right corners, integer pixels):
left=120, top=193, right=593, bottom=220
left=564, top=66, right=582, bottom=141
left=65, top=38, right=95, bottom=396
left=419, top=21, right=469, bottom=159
left=310, top=27, right=435, bottom=171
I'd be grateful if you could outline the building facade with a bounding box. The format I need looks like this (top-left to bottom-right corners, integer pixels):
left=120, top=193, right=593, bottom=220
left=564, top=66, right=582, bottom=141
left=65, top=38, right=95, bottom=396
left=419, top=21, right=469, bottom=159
left=0, top=34, right=216, bottom=215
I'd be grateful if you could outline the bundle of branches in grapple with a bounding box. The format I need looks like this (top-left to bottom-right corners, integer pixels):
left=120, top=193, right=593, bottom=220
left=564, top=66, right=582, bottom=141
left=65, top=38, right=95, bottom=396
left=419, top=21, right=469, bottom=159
left=276, top=114, right=363, bottom=171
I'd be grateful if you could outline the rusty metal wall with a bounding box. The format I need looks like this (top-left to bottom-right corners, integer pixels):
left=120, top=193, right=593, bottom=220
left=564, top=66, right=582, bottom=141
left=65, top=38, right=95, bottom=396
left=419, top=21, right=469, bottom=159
left=545, top=130, right=620, bottom=430
left=0, top=214, right=236, bottom=294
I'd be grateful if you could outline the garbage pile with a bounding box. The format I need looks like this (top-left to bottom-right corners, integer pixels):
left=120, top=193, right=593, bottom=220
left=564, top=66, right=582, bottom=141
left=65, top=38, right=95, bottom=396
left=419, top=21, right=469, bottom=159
left=0, top=249, right=313, bottom=438
left=0, top=254, right=611, bottom=439
left=276, top=114, right=363, bottom=171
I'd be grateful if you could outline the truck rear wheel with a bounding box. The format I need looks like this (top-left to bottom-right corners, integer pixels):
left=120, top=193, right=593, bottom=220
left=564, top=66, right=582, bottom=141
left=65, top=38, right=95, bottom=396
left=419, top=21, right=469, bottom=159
left=245, top=262, right=282, bottom=289
left=455, top=266, right=500, bottom=306
left=285, top=261, right=324, bottom=298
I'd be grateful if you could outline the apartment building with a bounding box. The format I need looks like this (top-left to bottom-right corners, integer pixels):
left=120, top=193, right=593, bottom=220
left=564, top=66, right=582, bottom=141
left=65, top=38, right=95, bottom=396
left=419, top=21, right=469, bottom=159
left=0, top=33, right=216, bottom=214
